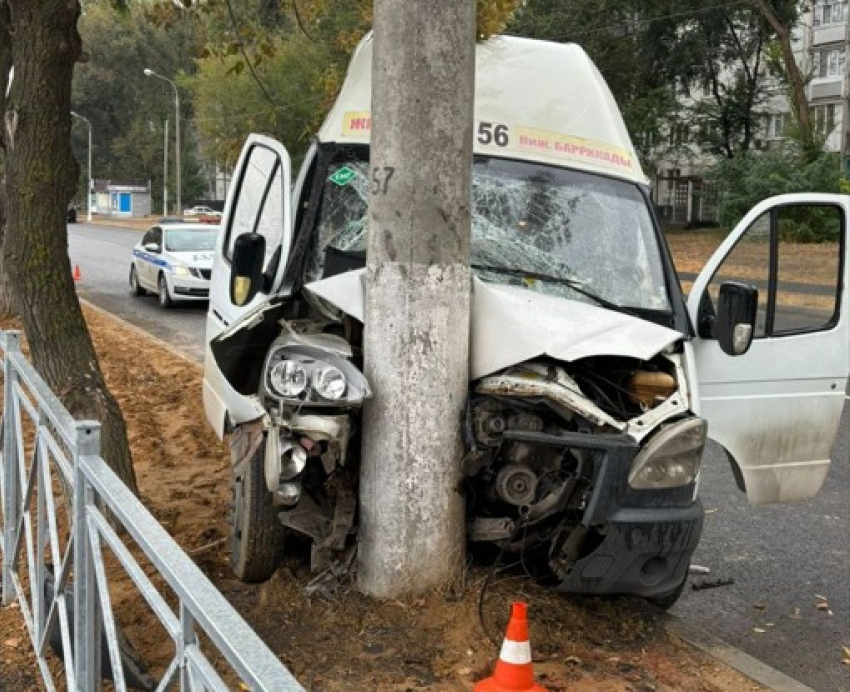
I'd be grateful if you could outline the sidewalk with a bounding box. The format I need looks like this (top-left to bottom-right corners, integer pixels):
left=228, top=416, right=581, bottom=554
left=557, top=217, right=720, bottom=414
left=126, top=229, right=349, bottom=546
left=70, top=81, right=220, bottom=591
left=85, top=214, right=198, bottom=231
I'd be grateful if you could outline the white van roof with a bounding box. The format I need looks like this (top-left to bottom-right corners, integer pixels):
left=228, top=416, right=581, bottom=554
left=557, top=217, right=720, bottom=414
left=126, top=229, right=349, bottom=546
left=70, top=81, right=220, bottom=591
left=318, top=34, right=647, bottom=185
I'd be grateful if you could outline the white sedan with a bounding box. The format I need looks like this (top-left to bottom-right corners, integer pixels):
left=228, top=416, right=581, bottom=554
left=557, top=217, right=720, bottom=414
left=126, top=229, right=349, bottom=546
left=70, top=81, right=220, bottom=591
left=183, top=205, right=222, bottom=217
left=129, top=223, right=220, bottom=308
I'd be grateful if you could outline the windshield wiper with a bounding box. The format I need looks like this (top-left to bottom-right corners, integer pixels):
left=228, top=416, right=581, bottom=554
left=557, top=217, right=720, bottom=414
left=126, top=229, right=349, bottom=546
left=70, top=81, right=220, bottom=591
left=471, top=264, right=639, bottom=316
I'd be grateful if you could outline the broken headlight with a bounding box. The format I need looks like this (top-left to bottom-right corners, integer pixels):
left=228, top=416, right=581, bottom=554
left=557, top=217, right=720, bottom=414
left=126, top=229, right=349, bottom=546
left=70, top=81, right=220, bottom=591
left=262, top=344, right=368, bottom=407
left=313, top=366, right=347, bottom=400
left=268, top=359, right=308, bottom=398
left=628, top=417, right=707, bottom=490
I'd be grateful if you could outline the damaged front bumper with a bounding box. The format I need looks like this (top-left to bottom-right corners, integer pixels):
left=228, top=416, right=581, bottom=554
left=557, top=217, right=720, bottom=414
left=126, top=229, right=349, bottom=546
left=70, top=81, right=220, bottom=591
left=554, top=442, right=703, bottom=598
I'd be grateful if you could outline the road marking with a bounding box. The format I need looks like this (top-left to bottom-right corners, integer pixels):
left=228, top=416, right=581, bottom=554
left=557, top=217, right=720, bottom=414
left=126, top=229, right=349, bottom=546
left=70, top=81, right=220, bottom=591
left=68, top=233, right=131, bottom=250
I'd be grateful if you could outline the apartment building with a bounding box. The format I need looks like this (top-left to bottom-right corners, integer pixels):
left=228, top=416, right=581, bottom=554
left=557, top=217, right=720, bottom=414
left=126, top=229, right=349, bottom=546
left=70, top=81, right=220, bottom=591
left=652, top=1, right=849, bottom=226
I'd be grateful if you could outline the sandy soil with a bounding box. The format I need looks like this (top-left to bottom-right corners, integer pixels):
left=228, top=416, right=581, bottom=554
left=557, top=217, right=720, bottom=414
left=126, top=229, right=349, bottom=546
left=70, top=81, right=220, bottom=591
left=0, top=304, right=769, bottom=691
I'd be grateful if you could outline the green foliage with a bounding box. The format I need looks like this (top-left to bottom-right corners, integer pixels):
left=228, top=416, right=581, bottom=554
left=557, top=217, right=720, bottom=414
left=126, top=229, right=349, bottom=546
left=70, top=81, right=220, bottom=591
left=72, top=1, right=204, bottom=208
left=709, top=145, right=844, bottom=239
left=776, top=206, right=840, bottom=243
left=186, top=31, right=329, bottom=166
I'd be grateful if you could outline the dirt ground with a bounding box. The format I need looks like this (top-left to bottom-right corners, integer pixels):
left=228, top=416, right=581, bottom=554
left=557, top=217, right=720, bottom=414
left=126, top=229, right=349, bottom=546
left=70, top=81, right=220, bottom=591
left=0, top=302, right=771, bottom=692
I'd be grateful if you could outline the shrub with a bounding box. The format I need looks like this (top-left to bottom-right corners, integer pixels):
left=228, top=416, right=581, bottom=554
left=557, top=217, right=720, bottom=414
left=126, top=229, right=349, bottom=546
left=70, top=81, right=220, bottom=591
left=709, top=145, right=845, bottom=242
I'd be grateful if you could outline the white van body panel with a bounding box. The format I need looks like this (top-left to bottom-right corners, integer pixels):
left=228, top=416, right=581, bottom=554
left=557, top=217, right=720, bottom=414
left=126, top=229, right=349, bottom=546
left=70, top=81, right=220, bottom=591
left=318, top=34, right=647, bottom=185
left=688, top=193, right=850, bottom=505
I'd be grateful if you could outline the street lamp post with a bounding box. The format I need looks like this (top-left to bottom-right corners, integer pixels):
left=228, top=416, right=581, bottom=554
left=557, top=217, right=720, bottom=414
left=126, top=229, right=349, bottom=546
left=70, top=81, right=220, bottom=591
left=70, top=111, right=92, bottom=222
left=163, top=119, right=169, bottom=217
left=144, top=68, right=181, bottom=215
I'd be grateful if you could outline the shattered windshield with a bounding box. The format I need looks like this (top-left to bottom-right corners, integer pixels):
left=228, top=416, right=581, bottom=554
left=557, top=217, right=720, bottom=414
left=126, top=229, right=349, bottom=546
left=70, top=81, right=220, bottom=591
left=305, top=152, right=670, bottom=312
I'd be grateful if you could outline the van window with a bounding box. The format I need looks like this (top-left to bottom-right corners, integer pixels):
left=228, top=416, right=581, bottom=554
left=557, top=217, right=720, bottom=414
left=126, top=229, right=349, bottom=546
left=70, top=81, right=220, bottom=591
left=306, top=151, right=670, bottom=312
left=225, top=144, right=285, bottom=272
left=704, top=204, right=843, bottom=337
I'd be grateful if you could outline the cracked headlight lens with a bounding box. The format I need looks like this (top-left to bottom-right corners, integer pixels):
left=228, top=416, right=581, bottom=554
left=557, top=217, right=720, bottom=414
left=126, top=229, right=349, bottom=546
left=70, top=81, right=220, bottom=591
left=268, top=359, right=307, bottom=398
left=629, top=417, right=707, bottom=490
left=313, top=365, right=347, bottom=400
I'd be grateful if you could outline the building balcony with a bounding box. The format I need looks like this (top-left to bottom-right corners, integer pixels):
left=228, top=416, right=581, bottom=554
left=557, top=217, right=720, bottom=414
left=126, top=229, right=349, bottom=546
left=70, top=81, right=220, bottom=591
left=812, top=23, right=847, bottom=46
left=808, top=76, right=845, bottom=100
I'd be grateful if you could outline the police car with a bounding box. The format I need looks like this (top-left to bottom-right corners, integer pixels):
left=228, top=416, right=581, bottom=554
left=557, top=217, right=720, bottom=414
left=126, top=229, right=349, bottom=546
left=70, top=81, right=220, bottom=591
left=129, top=223, right=219, bottom=308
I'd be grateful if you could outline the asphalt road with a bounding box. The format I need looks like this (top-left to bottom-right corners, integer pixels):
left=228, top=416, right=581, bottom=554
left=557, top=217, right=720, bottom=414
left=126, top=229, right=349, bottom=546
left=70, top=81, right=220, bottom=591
left=70, top=221, right=849, bottom=692
left=67, top=221, right=208, bottom=361
left=673, top=421, right=849, bottom=692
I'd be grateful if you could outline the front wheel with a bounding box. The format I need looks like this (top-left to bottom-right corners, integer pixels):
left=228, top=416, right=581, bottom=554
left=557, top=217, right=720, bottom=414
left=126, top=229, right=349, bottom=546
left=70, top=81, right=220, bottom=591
left=230, top=438, right=286, bottom=582
left=158, top=273, right=174, bottom=309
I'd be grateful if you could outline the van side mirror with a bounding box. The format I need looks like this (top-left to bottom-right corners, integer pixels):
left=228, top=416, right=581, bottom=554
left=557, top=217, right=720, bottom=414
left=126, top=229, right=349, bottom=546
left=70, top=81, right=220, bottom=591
left=144, top=242, right=160, bottom=254
left=231, top=233, right=266, bottom=306
left=714, top=282, right=758, bottom=356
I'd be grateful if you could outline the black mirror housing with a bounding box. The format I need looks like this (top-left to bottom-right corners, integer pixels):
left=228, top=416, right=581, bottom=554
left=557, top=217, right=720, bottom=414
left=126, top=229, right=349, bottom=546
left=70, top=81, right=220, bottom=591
left=714, top=282, right=758, bottom=356
left=230, top=233, right=266, bottom=306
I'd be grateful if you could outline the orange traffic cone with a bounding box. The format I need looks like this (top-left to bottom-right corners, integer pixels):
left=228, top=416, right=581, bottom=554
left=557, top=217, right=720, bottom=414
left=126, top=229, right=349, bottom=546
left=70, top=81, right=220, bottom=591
left=73, top=265, right=81, bottom=281
left=475, top=602, right=545, bottom=692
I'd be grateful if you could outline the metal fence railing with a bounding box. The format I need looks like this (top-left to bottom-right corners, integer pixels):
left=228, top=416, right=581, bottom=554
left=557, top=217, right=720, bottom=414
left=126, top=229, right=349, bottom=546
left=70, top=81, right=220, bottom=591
left=0, top=329, right=304, bottom=691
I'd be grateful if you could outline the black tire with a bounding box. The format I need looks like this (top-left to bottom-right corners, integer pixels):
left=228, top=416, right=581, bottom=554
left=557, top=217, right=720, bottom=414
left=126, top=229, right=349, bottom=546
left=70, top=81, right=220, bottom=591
left=647, top=573, right=687, bottom=610
left=230, top=437, right=286, bottom=582
left=129, top=265, right=146, bottom=296
left=158, top=273, right=174, bottom=308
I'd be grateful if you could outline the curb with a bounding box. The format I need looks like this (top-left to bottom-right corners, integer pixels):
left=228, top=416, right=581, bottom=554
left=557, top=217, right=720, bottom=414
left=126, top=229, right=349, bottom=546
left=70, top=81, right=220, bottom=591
left=662, top=613, right=817, bottom=692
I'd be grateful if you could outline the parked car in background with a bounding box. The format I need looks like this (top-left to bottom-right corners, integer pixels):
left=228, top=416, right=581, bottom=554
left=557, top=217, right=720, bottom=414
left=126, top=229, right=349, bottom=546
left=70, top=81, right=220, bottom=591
left=183, top=205, right=222, bottom=218
left=129, top=223, right=219, bottom=308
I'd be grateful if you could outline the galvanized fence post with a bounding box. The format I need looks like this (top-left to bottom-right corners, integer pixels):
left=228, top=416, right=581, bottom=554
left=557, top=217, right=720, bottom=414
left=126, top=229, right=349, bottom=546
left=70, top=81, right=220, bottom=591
left=74, top=422, right=102, bottom=691
left=2, top=331, right=22, bottom=606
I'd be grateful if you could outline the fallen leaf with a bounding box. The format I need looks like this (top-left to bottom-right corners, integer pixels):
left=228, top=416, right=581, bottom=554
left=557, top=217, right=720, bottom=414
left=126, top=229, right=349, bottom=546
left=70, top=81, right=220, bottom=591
left=753, top=627, right=766, bottom=634
left=753, top=603, right=766, bottom=610
left=3, top=639, right=21, bottom=648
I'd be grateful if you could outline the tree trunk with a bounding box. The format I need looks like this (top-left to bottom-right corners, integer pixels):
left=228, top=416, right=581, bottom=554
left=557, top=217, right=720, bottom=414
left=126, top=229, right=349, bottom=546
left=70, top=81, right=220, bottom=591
left=0, top=3, right=17, bottom=319
left=358, top=0, right=475, bottom=597
left=751, top=0, right=815, bottom=157
left=3, top=0, right=138, bottom=494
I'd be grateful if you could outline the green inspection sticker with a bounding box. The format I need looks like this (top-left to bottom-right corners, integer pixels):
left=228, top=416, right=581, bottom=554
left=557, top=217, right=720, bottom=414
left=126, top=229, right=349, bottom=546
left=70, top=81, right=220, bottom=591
left=329, top=166, right=357, bottom=186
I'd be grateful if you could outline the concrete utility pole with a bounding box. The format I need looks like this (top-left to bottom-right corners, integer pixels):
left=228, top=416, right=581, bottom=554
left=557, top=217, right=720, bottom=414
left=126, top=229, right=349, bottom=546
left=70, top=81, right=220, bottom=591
left=359, top=0, right=475, bottom=597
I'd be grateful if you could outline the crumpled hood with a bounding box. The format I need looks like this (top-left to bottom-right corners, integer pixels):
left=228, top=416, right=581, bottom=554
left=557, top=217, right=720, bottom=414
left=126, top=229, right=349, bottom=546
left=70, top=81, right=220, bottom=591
left=305, top=269, right=682, bottom=379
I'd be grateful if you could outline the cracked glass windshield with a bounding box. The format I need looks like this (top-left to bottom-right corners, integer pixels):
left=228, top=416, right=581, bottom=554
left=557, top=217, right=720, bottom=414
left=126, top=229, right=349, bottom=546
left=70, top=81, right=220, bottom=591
left=306, top=152, right=670, bottom=312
